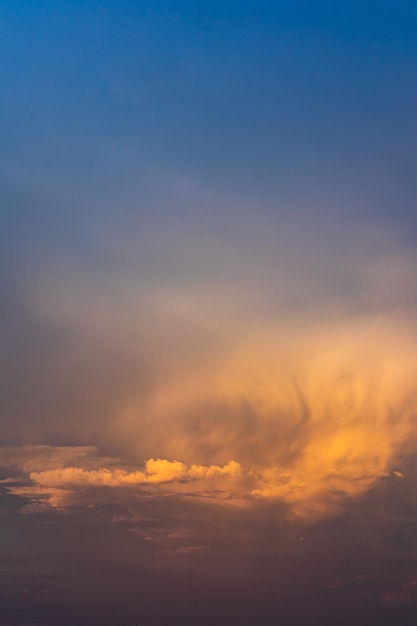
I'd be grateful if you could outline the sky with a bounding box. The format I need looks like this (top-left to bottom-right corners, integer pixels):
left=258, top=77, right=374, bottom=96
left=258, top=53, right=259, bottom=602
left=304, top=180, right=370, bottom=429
left=1, top=1, right=417, bottom=624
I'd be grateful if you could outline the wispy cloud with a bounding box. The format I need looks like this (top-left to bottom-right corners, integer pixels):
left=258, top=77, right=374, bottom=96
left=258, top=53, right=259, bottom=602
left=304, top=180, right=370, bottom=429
left=2, top=193, right=417, bottom=522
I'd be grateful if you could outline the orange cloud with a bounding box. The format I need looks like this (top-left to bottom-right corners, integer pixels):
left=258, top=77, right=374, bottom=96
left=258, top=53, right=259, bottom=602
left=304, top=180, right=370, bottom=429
left=4, top=214, right=417, bottom=523
left=29, top=458, right=242, bottom=488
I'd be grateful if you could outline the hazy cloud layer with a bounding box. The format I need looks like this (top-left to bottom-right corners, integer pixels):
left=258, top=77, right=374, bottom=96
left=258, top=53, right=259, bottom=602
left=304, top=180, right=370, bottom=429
left=2, top=202, right=417, bottom=520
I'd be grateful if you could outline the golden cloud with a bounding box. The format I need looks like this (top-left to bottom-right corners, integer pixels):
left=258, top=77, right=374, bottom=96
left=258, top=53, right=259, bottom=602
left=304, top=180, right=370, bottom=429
left=4, top=213, right=417, bottom=522
left=29, top=458, right=242, bottom=488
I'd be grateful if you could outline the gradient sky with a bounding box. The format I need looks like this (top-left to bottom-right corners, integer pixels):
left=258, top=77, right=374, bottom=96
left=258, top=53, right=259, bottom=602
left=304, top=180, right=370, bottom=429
left=2, top=2, right=417, bottom=625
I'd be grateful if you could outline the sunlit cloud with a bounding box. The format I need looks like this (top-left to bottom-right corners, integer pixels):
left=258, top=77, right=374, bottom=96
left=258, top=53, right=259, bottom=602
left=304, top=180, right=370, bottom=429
left=2, top=207, right=417, bottom=522
left=30, top=458, right=242, bottom=488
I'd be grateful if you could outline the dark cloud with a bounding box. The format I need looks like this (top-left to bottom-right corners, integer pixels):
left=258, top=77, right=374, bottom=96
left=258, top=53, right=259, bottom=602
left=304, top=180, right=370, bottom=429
left=3, top=475, right=417, bottom=625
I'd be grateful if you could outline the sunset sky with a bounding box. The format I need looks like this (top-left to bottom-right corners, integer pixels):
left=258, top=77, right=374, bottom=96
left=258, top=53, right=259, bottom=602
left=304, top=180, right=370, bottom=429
left=2, top=2, right=417, bottom=625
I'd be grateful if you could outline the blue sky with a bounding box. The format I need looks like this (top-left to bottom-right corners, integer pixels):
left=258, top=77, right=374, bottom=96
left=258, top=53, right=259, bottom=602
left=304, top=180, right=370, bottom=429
left=2, top=1, right=417, bottom=208
left=1, top=0, right=416, bottom=272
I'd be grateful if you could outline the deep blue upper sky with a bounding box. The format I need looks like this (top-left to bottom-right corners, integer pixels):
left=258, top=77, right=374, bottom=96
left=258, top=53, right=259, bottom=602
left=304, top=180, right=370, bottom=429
left=1, top=0, right=417, bottom=259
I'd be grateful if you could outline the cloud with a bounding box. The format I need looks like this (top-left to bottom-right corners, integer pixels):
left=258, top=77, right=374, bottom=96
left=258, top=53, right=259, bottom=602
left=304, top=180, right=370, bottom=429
left=381, top=580, right=417, bottom=606
left=0, top=446, right=243, bottom=511
left=392, top=470, right=404, bottom=478
left=2, top=195, right=417, bottom=522
left=0, top=444, right=105, bottom=473
left=1, top=434, right=415, bottom=524
left=29, top=458, right=242, bottom=488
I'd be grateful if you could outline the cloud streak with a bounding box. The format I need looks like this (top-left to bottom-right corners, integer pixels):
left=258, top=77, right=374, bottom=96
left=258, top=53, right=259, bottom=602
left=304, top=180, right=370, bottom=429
left=30, top=458, right=242, bottom=488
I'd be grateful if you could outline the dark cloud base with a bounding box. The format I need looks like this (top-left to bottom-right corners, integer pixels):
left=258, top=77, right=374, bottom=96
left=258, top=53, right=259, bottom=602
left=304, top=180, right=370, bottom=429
left=2, top=463, right=417, bottom=626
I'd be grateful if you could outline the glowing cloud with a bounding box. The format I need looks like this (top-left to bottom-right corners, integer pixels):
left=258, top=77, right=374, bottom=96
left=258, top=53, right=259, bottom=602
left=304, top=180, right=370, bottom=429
left=29, top=458, right=242, bottom=488
left=3, top=209, right=417, bottom=522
